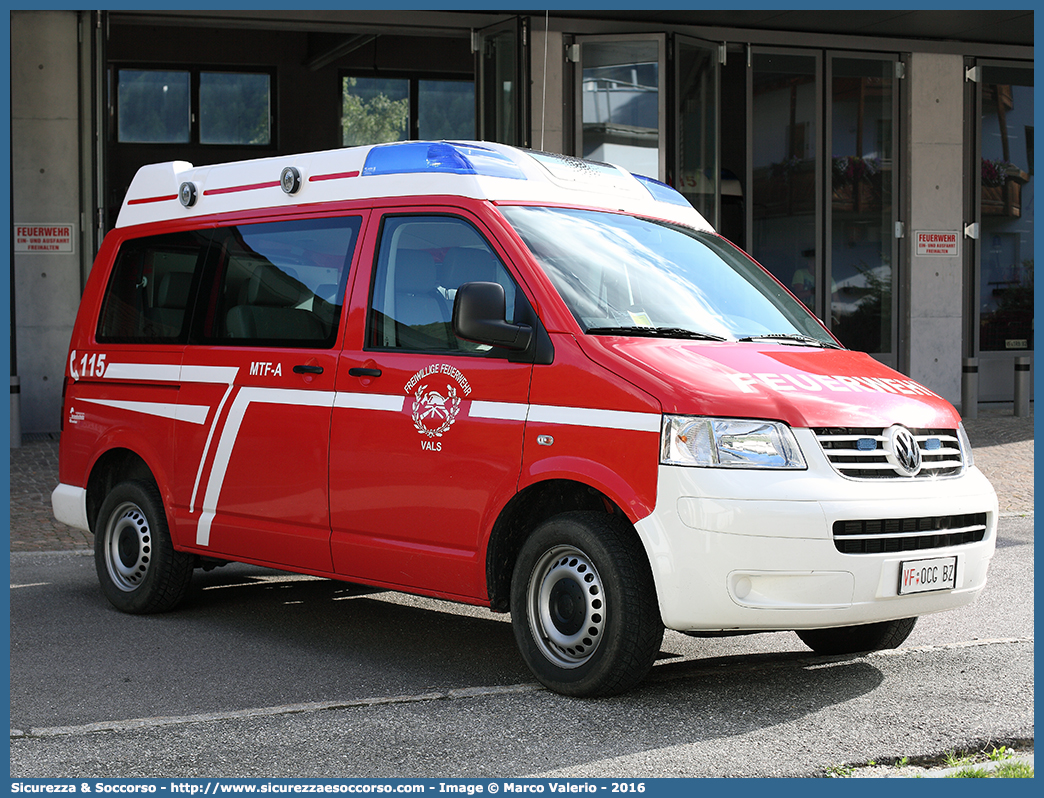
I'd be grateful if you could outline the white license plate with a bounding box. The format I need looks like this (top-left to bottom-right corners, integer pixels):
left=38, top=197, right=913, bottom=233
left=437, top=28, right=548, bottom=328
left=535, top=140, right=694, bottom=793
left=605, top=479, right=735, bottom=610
left=898, top=556, right=958, bottom=595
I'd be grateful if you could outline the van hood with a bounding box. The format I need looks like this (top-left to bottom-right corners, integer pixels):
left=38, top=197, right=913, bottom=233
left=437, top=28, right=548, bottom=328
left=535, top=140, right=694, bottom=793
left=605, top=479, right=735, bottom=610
left=582, top=337, right=962, bottom=429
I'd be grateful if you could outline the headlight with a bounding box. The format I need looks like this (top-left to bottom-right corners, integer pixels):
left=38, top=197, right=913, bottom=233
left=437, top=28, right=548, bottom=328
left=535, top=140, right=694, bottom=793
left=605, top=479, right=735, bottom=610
left=957, top=422, right=975, bottom=469
left=661, top=416, right=806, bottom=469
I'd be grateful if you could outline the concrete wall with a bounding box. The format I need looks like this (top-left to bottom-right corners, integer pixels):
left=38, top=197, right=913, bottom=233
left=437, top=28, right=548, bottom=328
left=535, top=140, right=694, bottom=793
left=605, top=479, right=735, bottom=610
left=10, top=11, right=83, bottom=434
left=529, top=23, right=565, bottom=155
left=905, top=53, right=966, bottom=405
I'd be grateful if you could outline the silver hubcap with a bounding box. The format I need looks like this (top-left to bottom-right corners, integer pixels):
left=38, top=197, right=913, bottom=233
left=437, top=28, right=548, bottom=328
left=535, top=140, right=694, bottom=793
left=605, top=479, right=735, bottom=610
left=528, top=545, right=606, bottom=668
left=104, top=501, right=152, bottom=592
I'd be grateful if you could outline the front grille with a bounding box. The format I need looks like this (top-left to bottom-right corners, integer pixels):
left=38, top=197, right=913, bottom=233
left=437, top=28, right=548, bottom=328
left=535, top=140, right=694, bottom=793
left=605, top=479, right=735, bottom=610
left=814, top=427, right=965, bottom=479
left=833, top=512, right=988, bottom=554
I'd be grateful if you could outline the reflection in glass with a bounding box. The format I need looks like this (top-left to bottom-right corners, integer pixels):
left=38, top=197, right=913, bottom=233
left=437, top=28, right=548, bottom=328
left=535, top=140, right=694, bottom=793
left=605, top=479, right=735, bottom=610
left=481, top=29, right=518, bottom=145
left=200, top=72, right=271, bottom=145
left=676, top=40, right=719, bottom=228
left=581, top=41, right=659, bottom=178
left=501, top=205, right=834, bottom=345
left=342, top=77, right=409, bottom=146
left=979, top=71, right=1033, bottom=352
left=418, top=80, right=475, bottom=140
left=117, top=70, right=191, bottom=143
left=750, top=54, right=818, bottom=315
left=830, top=58, right=894, bottom=354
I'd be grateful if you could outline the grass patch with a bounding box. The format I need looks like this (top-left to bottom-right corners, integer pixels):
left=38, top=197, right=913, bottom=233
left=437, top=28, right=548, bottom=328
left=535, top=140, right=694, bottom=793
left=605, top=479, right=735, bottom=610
left=948, top=761, right=1034, bottom=779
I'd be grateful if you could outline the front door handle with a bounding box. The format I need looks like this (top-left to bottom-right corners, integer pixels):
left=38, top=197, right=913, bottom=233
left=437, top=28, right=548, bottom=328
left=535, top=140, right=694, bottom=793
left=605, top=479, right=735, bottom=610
left=348, top=367, right=382, bottom=378
left=293, top=364, right=324, bottom=375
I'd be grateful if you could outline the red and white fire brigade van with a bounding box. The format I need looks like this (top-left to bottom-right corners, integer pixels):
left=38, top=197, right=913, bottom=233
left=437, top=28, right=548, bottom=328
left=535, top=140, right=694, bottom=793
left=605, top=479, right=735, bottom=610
left=53, top=141, right=998, bottom=696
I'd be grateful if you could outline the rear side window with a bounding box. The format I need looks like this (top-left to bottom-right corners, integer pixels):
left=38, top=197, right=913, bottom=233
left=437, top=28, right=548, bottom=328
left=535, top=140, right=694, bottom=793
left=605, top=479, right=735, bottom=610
left=97, top=230, right=210, bottom=343
left=96, top=216, right=362, bottom=348
left=197, top=217, right=362, bottom=348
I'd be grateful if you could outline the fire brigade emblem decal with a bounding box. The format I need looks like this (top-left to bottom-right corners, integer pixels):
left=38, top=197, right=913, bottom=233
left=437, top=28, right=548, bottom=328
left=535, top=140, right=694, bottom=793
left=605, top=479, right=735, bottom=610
left=405, top=364, right=472, bottom=440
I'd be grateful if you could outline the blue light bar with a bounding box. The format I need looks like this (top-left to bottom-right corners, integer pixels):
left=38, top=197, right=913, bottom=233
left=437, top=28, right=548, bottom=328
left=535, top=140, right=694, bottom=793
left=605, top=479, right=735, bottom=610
left=362, top=142, right=526, bottom=180
left=632, top=174, right=694, bottom=208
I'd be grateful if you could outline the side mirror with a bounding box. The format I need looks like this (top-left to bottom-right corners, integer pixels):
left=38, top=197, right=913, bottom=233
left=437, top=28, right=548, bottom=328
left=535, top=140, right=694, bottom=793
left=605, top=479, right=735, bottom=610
left=453, top=282, right=533, bottom=352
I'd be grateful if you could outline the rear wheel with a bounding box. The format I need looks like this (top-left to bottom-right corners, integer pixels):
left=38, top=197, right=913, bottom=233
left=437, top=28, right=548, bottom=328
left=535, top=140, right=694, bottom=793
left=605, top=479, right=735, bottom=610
left=796, top=617, right=917, bottom=655
left=94, top=480, right=193, bottom=614
left=511, top=511, right=663, bottom=697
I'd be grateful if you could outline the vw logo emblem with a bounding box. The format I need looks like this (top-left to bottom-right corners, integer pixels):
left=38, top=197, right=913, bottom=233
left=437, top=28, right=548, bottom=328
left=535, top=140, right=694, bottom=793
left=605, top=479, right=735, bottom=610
left=884, top=424, right=922, bottom=476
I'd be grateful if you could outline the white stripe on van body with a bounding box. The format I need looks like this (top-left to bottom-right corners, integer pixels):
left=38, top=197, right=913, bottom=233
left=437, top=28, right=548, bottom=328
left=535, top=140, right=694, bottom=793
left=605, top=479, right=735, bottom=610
left=82, top=362, right=662, bottom=547
left=78, top=397, right=209, bottom=425
left=195, top=387, right=336, bottom=546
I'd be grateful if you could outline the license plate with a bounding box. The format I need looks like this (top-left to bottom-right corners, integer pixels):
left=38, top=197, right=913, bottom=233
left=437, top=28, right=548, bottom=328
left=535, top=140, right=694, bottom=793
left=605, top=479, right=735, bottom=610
left=898, top=556, right=958, bottom=595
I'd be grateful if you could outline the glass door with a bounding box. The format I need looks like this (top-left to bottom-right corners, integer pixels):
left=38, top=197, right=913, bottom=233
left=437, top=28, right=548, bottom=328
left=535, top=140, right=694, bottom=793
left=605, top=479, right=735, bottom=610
left=748, top=50, right=821, bottom=315
left=827, top=53, right=900, bottom=363
left=971, top=62, right=1033, bottom=401
left=575, top=34, right=665, bottom=180
left=675, top=36, right=721, bottom=229
left=475, top=18, right=529, bottom=147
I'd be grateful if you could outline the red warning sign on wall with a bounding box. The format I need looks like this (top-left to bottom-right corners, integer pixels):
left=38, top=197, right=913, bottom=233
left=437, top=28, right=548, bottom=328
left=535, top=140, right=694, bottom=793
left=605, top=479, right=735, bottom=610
left=14, top=223, right=75, bottom=254
left=915, top=230, right=959, bottom=257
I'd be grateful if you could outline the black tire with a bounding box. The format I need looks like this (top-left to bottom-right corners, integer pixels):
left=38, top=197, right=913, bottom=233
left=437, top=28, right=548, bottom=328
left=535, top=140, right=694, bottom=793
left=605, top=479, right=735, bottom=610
left=94, top=479, right=193, bottom=614
left=510, top=511, right=664, bottom=697
left=796, top=617, right=917, bottom=655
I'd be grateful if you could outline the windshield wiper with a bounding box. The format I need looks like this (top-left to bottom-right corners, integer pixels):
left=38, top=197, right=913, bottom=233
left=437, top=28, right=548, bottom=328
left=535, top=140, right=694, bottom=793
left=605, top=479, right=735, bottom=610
left=587, top=326, right=728, bottom=341
left=738, top=333, right=841, bottom=349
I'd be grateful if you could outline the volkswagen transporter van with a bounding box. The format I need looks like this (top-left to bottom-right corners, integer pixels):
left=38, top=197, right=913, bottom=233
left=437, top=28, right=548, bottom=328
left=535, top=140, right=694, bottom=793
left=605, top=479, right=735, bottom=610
left=53, top=141, right=998, bottom=696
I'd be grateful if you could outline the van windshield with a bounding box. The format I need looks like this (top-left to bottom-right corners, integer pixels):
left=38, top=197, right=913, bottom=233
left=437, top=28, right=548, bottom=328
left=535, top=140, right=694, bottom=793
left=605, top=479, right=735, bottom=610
left=499, top=205, right=838, bottom=347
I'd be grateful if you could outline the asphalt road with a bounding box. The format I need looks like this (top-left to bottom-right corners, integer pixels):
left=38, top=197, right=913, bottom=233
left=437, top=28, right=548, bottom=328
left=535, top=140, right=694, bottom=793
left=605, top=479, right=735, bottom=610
left=9, top=516, right=1033, bottom=779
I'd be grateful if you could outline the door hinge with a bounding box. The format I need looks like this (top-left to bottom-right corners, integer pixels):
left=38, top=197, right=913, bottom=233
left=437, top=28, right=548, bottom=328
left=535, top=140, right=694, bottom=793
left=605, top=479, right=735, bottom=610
left=719, top=42, right=727, bottom=66
left=895, top=221, right=905, bottom=239
left=964, top=222, right=980, bottom=240
left=965, top=66, right=981, bottom=83
left=521, top=18, right=527, bottom=47
left=470, top=29, right=478, bottom=54
left=895, top=61, right=906, bottom=79
left=565, top=43, right=580, bottom=63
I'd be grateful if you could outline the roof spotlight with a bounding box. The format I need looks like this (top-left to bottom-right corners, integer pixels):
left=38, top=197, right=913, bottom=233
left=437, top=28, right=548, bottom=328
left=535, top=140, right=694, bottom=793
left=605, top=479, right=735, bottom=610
left=281, top=167, right=302, bottom=195
left=179, top=182, right=198, bottom=207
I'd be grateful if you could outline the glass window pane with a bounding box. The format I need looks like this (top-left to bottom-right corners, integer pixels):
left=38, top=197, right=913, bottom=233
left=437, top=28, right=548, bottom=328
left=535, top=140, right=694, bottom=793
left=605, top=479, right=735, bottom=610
left=481, top=29, right=518, bottom=145
left=342, top=77, right=409, bottom=146
left=117, top=69, right=190, bottom=143
left=200, top=72, right=271, bottom=145
left=581, top=40, right=660, bottom=177
left=676, top=40, right=719, bottom=229
left=750, top=53, right=818, bottom=314
left=830, top=58, right=894, bottom=354
left=369, top=216, right=516, bottom=352
left=418, top=80, right=475, bottom=140
left=501, top=205, right=834, bottom=346
left=97, top=231, right=210, bottom=343
left=204, top=217, right=362, bottom=348
left=979, top=70, right=1033, bottom=352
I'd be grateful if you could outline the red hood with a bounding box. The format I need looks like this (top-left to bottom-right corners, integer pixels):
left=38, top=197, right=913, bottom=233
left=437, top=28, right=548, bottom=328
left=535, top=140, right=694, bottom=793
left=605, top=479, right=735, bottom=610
left=580, top=337, right=961, bottom=429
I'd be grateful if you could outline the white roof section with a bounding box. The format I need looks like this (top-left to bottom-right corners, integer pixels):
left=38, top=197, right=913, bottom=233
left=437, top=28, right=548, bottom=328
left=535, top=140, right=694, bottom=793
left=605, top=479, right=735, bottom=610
left=115, top=141, right=713, bottom=232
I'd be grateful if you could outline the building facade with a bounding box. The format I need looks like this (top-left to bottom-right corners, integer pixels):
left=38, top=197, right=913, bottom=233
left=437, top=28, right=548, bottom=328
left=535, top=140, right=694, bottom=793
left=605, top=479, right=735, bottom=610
left=9, top=9, right=1033, bottom=434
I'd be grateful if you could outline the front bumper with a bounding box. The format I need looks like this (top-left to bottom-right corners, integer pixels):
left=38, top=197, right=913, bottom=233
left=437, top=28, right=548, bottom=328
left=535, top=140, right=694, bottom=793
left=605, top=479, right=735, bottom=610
left=635, top=429, right=999, bottom=632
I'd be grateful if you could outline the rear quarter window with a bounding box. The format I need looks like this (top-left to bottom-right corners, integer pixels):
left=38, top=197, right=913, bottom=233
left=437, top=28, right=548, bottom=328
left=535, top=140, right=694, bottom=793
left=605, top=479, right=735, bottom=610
left=97, top=230, right=210, bottom=344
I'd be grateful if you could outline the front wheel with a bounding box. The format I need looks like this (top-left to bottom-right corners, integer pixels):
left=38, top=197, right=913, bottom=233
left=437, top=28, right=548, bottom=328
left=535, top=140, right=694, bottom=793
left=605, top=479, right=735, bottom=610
left=94, top=480, right=193, bottom=614
left=796, top=617, right=917, bottom=655
left=510, top=511, right=663, bottom=697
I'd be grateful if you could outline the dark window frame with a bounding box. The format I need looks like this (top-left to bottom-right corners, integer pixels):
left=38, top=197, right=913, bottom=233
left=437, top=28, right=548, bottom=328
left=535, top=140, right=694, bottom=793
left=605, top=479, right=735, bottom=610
left=339, top=69, right=475, bottom=143
left=111, top=63, right=277, bottom=149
